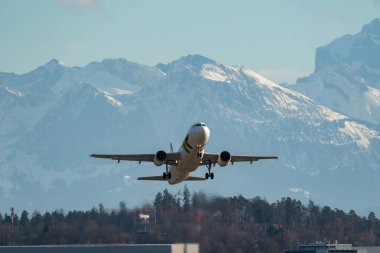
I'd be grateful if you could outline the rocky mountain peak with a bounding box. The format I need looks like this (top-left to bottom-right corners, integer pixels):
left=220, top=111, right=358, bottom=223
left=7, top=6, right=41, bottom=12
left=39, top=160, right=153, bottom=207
left=157, top=54, right=217, bottom=74
left=361, top=18, right=380, bottom=37
left=314, top=18, right=380, bottom=73
left=294, top=18, right=380, bottom=126
left=174, top=54, right=216, bottom=66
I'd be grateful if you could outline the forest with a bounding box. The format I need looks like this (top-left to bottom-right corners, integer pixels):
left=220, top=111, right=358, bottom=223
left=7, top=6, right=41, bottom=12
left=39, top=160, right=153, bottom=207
left=0, top=185, right=379, bottom=253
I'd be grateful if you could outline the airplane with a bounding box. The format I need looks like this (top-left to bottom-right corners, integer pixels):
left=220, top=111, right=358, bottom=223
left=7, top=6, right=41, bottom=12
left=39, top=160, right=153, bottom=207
left=90, top=122, right=278, bottom=185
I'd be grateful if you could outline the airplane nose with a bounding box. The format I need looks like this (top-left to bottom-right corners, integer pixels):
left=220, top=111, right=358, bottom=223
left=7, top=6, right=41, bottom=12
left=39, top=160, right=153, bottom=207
left=201, top=126, right=210, bottom=143
left=188, top=125, right=210, bottom=146
left=194, top=126, right=210, bottom=144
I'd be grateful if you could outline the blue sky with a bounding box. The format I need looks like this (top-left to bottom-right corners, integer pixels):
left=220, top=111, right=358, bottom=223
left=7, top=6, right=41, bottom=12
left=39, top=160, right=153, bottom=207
left=0, top=0, right=379, bottom=83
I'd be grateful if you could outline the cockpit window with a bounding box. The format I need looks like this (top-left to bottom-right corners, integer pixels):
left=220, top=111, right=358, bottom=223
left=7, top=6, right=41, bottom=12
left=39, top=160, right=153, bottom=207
left=192, top=122, right=207, bottom=127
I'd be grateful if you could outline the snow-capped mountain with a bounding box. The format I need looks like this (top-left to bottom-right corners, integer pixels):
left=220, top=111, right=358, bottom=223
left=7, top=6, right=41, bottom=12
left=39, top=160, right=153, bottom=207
left=0, top=55, right=379, bottom=215
left=292, top=18, right=380, bottom=125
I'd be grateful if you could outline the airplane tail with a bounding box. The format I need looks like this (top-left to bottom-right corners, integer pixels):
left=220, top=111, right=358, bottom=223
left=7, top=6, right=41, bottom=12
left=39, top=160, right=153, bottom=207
left=170, top=142, right=174, bottom=152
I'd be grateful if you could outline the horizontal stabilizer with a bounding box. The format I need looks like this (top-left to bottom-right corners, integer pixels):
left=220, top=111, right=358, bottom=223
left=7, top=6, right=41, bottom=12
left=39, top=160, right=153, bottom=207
left=185, top=176, right=207, bottom=181
left=138, top=176, right=167, bottom=181
left=137, top=176, right=207, bottom=181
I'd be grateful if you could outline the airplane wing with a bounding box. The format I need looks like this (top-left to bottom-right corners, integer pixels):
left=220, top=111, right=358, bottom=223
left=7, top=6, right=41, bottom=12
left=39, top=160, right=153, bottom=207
left=90, top=153, right=181, bottom=165
left=202, top=153, right=278, bottom=165
left=138, top=176, right=206, bottom=181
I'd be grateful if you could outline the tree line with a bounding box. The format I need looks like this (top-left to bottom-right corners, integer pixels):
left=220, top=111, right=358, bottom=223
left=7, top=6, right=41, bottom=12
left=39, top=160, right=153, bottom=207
left=0, top=185, right=379, bottom=253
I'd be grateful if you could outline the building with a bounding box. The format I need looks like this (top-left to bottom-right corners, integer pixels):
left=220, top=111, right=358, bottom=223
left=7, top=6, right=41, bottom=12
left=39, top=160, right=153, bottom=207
left=283, top=242, right=380, bottom=253
left=0, top=243, right=199, bottom=253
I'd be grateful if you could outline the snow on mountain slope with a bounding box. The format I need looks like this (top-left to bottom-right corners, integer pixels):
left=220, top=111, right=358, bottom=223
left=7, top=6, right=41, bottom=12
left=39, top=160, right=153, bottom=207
left=0, top=55, right=379, bottom=214
left=292, top=18, right=380, bottom=125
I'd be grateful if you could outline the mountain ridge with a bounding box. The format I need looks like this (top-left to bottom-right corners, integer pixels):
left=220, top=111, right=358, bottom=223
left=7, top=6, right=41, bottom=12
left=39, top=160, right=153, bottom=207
left=293, top=18, right=380, bottom=126
left=0, top=54, right=379, bottom=214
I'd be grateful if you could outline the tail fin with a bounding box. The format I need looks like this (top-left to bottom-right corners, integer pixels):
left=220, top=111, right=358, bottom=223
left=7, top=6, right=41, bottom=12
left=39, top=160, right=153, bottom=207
left=170, top=143, right=174, bottom=152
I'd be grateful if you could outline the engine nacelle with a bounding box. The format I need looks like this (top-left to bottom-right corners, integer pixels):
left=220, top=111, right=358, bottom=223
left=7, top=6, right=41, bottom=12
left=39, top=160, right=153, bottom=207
left=153, top=150, right=167, bottom=166
left=218, top=151, right=231, bottom=167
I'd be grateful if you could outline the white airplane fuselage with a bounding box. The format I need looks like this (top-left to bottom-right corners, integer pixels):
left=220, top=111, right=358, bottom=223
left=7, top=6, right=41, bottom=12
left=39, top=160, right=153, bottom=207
left=168, top=123, right=210, bottom=184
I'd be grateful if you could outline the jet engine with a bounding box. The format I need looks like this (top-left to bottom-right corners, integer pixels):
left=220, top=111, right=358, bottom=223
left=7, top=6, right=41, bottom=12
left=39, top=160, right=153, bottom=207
left=153, top=150, right=167, bottom=166
left=218, top=151, right=231, bottom=167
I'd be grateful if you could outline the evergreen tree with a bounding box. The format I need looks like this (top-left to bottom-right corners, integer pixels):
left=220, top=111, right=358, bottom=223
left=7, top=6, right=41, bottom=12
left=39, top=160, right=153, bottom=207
left=176, top=190, right=182, bottom=208
left=183, top=185, right=191, bottom=212
left=20, top=210, right=29, bottom=227
left=119, top=201, right=127, bottom=213
left=99, top=203, right=106, bottom=214
left=3, top=213, right=11, bottom=224
left=154, top=192, right=163, bottom=209
left=162, top=188, right=179, bottom=210
left=0, top=190, right=378, bottom=250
